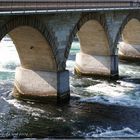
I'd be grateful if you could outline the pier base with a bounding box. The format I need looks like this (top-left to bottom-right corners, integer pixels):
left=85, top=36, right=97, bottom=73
left=74, top=53, right=111, bottom=77
left=119, top=42, right=140, bottom=61
left=13, top=67, right=70, bottom=103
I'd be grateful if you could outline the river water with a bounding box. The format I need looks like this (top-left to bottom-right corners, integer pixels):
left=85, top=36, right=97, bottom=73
left=0, top=38, right=140, bottom=138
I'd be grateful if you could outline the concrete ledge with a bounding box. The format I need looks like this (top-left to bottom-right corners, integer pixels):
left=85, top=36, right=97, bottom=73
left=13, top=86, right=57, bottom=103
left=118, top=42, right=140, bottom=61
left=13, top=67, right=70, bottom=103
left=75, top=53, right=111, bottom=77
left=119, top=55, right=140, bottom=62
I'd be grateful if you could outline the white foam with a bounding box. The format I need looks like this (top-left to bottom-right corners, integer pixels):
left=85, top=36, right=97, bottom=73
left=85, top=82, right=132, bottom=97
left=80, top=80, right=140, bottom=108
left=80, top=94, right=140, bottom=108
left=0, top=39, right=20, bottom=70
left=86, top=127, right=140, bottom=137
left=119, top=81, right=140, bottom=88
left=2, top=97, right=45, bottom=114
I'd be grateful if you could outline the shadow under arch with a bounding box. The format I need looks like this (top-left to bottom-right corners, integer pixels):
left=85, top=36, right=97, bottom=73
left=64, top=13, right=111, bottom=61
left=0, top=16, right=58, bottom=71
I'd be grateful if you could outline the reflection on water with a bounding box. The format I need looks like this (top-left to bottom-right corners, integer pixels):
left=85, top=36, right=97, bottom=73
left=0, top=40, right=140, bottom=138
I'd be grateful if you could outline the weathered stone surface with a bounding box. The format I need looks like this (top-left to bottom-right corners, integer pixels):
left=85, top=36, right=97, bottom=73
left=57, top=70, right=69, bottom=95
left=75, top=53, right=111, bottom=76
left=13, top=67, right=70, bottom=102
left=122, top=18, right=140, bottom=45
left=77, top=20, right=110, bottom=56
left=119, top=42, right=140, bottom=60
left=9, top=26, right=57, bottom=71
left=14, top=67, right=57, bottom=97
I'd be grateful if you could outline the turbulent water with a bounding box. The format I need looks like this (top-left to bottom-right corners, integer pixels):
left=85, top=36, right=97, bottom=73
left=0, top=38, right=140, bottom=138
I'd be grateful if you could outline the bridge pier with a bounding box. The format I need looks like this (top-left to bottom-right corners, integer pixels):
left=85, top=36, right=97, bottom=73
left=75, top=53, right=111, bottom=77
left=13, top=67, right=70, bottom=103
left=74, top=53, right=118, bottom=78
left=71, top=18, right=119, bottom=78
left=110, top=55, right=119, bottom=79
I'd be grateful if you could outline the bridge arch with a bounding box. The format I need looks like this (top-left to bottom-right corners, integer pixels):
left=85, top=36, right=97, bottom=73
left=0, top=16, right=58, bottom=71
left=0, top=16, right=70, bottom=102
left=117, top=12, right=140, bottom=60
left=65, top=13, right=112, bottom=76
left=65, top=13, right=110, bottom=59
left=117, top=12, right=140, bottom=42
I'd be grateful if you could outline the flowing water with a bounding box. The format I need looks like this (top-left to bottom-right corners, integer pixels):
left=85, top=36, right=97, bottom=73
left=0, top=38, right=140, bottom=138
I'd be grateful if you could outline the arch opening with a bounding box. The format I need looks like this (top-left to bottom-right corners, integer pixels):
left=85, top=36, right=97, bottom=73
left=77, top=20, right=110, bottom=56
left=9, top=26, right=57, bottom=72
left=118, top=18, right=140, bottom=60
left=67, top=19, right=111, bottom=77
left=115, top=17, right=140, bottom=80
left=0, top=35, right=20, bottom=80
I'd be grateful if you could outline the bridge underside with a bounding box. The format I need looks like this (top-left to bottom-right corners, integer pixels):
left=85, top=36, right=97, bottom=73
left=0, top=10, right=139, bottom=103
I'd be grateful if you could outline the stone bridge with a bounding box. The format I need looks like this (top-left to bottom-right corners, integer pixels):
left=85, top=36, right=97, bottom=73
left=0, top=1, right=140, bottom=103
